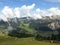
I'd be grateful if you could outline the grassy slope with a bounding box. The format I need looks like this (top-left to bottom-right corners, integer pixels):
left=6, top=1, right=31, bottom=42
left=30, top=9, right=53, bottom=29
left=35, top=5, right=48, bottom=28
left=18, top=24, right=35, bottom=34
left=0, top=36, right=60, bottom=45
left=0, top=22, right=60, bottom=45
left=0, top=27, right=60, bottom=45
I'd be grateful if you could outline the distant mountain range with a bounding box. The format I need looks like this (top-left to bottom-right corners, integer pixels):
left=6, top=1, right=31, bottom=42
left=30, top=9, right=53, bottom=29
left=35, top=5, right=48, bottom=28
left=0, top=15, right=60, bottom=30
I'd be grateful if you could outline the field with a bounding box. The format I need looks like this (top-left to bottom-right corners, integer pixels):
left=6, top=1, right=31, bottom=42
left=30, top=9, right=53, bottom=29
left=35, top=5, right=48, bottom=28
left=0, top=35, right=60, bottom=45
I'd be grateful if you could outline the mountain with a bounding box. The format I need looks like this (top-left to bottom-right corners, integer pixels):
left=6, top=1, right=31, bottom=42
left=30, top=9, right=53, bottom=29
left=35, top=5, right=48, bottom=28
left=1, top=15, right=60, bottom=31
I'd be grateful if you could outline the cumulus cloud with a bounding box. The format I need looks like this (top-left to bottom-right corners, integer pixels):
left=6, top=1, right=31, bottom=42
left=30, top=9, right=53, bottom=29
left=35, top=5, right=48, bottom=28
left=14, top=7, right=20, bottom=18
left=33, top=7, right=60, bottom=19
left=19, top=3, right=35, bottom=17
left=32, top=8, right=42, bottom=19
left=48, top=7, right=60, bottom=15
left=0, top=4, right=35, bottom=21
left=0, top=3, right=60, bottom=21
left=2, top=6, right=14, bottom=18
left=45, top=0, right=60, bottom=2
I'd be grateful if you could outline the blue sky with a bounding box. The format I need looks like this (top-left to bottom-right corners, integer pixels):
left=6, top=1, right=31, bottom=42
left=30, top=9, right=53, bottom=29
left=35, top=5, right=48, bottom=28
left=0, top=0, right=60, bottom=9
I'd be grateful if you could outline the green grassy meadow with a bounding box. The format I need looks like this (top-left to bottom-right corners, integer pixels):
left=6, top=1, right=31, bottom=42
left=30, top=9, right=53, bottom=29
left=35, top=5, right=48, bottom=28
left=0, top=35, right=60, bottom=45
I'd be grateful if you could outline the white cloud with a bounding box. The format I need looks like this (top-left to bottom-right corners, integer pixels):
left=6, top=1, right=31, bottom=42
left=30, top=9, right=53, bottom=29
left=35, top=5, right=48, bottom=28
left=45, top=0, right=60, bottom=2
left=48, top=7, right=60, bottom=15
left=14, top=7, right=20, bottom=18
left=32, top=7, right=60, bottom=19
left=2, top=6, right=14, bottom=18
left=19, top=3, right=35, bottom=17
left=0, top=3, right=60, bottom=21
left=32, top=8, right=42, bottom=19
left=0, top=4, right=35, bottom=21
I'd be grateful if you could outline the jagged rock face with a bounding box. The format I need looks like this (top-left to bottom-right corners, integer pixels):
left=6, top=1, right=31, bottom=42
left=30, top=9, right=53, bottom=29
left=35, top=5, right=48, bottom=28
left=48, top=21, right=60, bottom=30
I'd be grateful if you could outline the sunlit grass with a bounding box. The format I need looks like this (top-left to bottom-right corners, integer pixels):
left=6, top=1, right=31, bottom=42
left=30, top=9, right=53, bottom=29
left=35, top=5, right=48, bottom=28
left=0, top=36, right=60, bottom=45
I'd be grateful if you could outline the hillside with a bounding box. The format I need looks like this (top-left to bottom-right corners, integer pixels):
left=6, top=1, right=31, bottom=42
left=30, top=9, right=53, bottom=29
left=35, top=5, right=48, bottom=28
left=0, top=16, right=60, bottom=42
